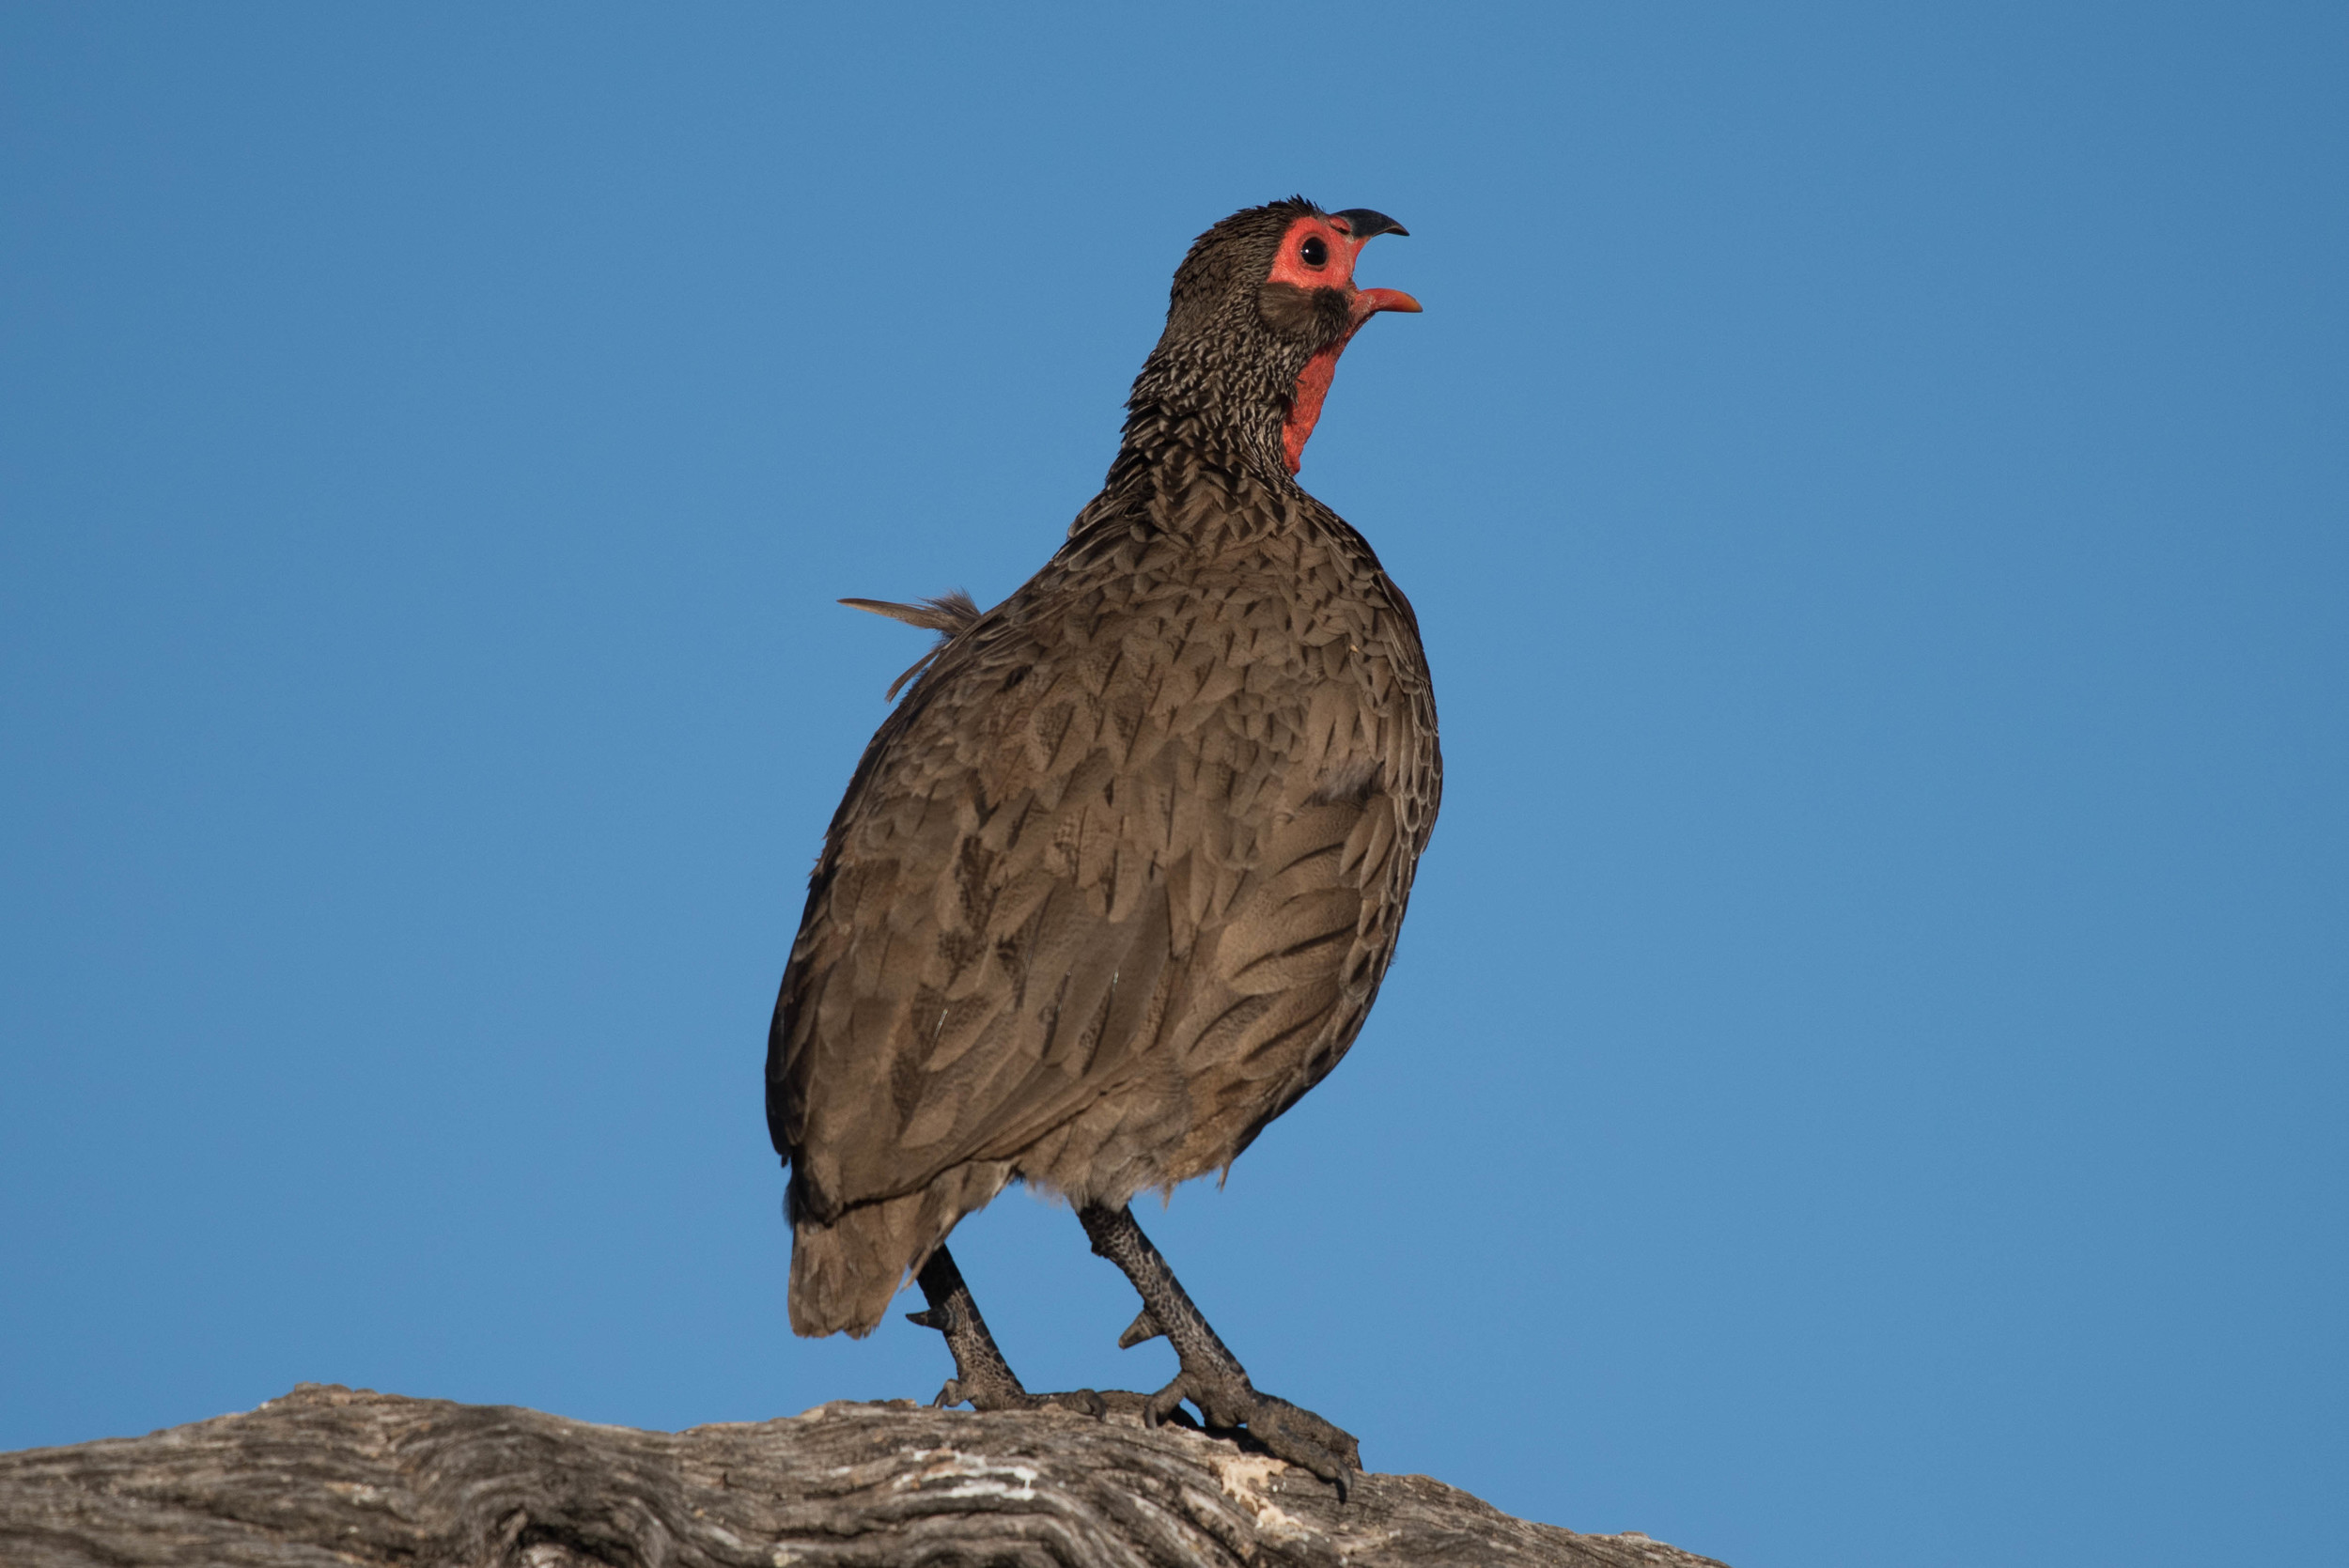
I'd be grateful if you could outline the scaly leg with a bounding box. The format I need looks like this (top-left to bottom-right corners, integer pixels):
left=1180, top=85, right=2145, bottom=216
left=1078, top=1203, right=1361, bottom=1496
left=906, top=1246, right=1104, bottom=1417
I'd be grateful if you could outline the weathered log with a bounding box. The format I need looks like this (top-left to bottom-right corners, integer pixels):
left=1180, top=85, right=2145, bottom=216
left=0, top=1384, right=1729, bottom=1568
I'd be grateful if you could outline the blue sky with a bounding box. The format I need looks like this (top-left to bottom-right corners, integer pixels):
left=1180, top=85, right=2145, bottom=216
left=2, top=6, right=2342, bottom=1565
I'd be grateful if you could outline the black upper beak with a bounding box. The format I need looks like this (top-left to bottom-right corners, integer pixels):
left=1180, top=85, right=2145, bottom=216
left=1331, top=208, right=1409, bottom=240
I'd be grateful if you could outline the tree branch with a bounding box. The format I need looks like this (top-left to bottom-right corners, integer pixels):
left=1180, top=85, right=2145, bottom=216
left=0, top=1383, right=1730, bottom=1567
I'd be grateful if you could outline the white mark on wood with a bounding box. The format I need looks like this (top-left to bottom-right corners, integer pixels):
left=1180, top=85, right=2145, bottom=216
left=1205, top=1449, right=1317, bottom=1546
left=892, top=1447, right=1044, bottom=1501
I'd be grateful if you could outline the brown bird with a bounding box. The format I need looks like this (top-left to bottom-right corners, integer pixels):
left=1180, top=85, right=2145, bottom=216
left=769, top=197, right=1439, bottom=1489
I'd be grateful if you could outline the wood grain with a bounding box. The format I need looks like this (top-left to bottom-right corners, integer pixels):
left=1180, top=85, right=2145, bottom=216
left=0, top=1386, right=1729, bottom=1568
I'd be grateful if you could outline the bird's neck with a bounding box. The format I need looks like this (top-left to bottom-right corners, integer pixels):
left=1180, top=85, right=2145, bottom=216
left=1112, top=405, right=1286, bottom=490
left=1088, top=434, right=1308, bottom=562
left=1115, top=331, right=1309, bottom=493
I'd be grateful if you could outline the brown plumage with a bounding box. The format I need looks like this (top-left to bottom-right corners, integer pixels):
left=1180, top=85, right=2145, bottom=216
left=768, top=198, right=1438, bottom=1484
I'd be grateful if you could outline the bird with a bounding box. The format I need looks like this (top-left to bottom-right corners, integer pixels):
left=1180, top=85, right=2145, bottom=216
left=768, top=196, right=1439, bottom=1491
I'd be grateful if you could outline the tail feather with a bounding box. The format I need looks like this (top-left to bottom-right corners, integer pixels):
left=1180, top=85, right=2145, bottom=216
left=787, top=1161, right=1015, bottom=1338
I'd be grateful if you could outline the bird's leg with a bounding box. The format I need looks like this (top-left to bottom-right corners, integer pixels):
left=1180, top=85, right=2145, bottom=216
left=906, top=1246, right=1028, bottom=1410
left=906, top=1245, right=1105, bottom=1417
left=1078, top=1203, right=1361, bottom=1497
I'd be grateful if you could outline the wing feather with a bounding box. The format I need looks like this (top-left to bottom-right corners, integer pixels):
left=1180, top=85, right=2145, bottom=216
left=773, top=505, right=1435, bottom=1224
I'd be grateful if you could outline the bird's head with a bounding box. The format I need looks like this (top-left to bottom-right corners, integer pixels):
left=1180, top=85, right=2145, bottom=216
left=1124, top=196, right=1421, bottom=480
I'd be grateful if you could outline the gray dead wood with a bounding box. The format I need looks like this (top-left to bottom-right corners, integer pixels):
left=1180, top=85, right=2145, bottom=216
left=0, top=1384, right=1730, bottom=1568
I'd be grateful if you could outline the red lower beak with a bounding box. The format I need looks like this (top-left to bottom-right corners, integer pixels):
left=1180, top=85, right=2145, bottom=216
left=1352, top=287, right=1423, bottom=319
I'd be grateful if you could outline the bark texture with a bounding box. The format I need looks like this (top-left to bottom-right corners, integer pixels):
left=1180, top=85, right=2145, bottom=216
left=0, top=1384, right=1729, bottom=1568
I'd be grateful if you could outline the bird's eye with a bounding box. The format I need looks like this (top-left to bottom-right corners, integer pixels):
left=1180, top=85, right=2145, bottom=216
left=1299, top=237, right=1329, bottom=268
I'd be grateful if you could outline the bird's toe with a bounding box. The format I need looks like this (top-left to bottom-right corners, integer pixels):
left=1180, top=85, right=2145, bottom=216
left=1243, top=1392, right=1362, bottom=1493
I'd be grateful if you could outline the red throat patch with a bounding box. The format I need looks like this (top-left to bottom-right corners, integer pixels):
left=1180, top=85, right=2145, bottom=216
left=1283, top=333, right=1356, bottom=473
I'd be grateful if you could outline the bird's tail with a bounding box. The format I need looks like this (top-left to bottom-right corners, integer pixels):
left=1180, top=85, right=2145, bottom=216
left=787, top=1161, right=1015, bottom=1338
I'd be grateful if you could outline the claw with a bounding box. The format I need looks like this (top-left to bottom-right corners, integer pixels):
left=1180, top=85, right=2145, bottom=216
left=1044, top=1388, right=1111, bottom=1419
left=1116, top=1308, right=1165, bottom=1349
left=906, top=1306, right=949, bottom=1330
left=1142, top=1380, right=1190, bottom=1429
left=1242, top=1393, right=1362, bottom=1495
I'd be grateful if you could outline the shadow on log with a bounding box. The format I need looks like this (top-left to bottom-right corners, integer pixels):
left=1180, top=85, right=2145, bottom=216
left=0, top=1383, right=1730, bottom=1567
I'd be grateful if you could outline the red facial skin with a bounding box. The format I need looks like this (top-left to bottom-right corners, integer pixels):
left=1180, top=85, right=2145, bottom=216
left=1266, top=212, right=1422, bottom=473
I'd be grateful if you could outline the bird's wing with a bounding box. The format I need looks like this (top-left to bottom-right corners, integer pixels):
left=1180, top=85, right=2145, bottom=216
left=770, top=556, right=1427, bottom=1217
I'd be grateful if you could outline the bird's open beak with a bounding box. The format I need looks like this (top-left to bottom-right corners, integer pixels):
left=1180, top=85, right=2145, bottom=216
left=1331, top=209, right=1420, bottom=320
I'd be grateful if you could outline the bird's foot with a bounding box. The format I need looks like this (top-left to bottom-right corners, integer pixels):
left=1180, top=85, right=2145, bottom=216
left=908, top=1245, right=1105, bottom=1418
left=1143, top=1364, right=1361, bottom=1497
left=906, top=1301, right=1106, bottom=1416
left=922, top=1363, right=1106, bottom=1417
left=1079, top=1203, right=1361, bottom=1498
